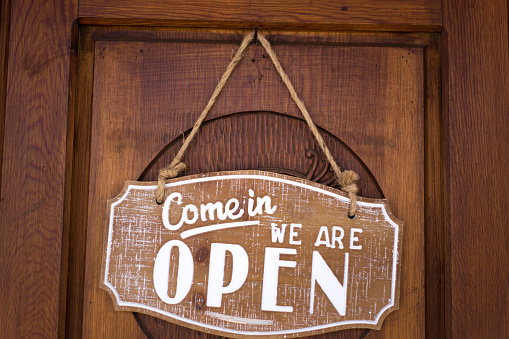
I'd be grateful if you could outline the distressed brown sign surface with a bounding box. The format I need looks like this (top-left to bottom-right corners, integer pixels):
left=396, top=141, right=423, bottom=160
left=101, top=170, right=402, bottom=337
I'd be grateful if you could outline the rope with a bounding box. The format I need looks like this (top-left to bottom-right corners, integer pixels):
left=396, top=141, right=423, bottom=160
left=156, top=30, right=359, bottom=217
left=155, top=31, right=256, bottom=204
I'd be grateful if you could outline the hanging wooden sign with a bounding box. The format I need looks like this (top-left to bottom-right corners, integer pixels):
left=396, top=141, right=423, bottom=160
left=101, top=170, right=402, bottom=337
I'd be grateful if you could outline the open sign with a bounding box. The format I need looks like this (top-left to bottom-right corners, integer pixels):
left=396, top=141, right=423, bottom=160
left=101, top=170, right=402, bottom=337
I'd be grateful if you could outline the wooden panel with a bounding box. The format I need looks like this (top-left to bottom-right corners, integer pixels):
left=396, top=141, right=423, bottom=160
left=442, top=0, right=509, bottom=337
left=78, top=0, right=442, bottom=30
left=75, top=29, right=431, bottom=338
left=0, top=0, right=11, bottom=190
left=0, top=0, right=77, bottom=337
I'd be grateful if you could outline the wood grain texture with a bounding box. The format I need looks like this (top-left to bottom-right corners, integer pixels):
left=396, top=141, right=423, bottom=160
left=442, top=0, right=509, bottom=337
left=422, top=35, right=445, bottom=339
left=135, top=114, right=381, bottom=339
left=78, top=0, right=442, bottom=30
left=73, top=28, right=432, bottom=338
left=0, top=0, right=10, bottom=194
left=102, top=171, right=402, bottom=337
left=140, top=113, right=384, bottom=200
left=2, top=0, right=505, bottom=337
left=63, top=25, right=94, bottom=339
left=0, top=0, right=77, bottom=337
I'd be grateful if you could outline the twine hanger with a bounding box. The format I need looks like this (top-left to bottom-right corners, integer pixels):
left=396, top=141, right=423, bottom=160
left=155, top=29, right=359, bottom=217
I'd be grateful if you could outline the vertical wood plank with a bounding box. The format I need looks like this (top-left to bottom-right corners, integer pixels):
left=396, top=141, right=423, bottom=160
left=0, top=0, right=11, bottom=193
left=423, top=35, right=446, bottom=339
left=79, top=29, right=429, bottom=338
left=63, top=21, right=85, bottom=339
left=0, top=0, right=77, bottom=337
left=442, top=0, right=509, bottom=337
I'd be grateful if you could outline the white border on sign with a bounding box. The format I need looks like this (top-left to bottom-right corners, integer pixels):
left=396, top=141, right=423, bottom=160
left=104, top=174, right=399, bottom=335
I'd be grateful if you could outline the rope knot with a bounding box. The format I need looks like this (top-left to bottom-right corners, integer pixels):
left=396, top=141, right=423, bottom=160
left=337, top=170, right=359, bottom=194
left=156, top=162, right=187, bottom=204
left=336, top=170, right=359, bottom=217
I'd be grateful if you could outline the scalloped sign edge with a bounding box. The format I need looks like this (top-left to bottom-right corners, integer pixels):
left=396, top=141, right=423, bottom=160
left=100, top=170, right=403, bottom=338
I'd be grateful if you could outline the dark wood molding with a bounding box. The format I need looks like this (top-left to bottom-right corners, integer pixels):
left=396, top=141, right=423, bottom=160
left=78, top=0, right=442, bottom=29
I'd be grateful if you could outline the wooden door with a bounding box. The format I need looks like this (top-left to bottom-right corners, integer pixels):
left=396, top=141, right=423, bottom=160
left=70, top=27, right=434, bottom=338
left=1, top=1, right=507, bottom=339
left=69, top=28, right=437, bottom=338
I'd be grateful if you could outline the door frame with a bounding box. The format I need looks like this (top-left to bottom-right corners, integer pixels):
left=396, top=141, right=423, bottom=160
left=1, top=1, right=507, bottom=338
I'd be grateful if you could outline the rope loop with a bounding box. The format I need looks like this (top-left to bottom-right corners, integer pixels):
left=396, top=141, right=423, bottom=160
left=156, top=162, right=186, bottom=204
left=337, top=170, right=360, bottom=217
left=156, top=30, right=359, bottom=216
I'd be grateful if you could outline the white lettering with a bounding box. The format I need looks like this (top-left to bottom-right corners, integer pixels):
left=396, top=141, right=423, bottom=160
left=350, top=228, right=363, bottom=250
left=331, top=226, right=344, bottom=249
left=248, top=189, right=277, bottom=216
left=224, top=198, right=243, bottom=220
left=206, top=243, right=249, bottom=308
left=163, top=191, right=277, bottom=229
left=289, top=223, right=302, bottom=245
left=200, top=202, right=226, bottom=221
left=248, top=189, right=256, bottom=216
left=162, top=192, right=185, bottom=231
left=309, top=251, right=349, bottom=316
left=261, top=247, right=297, bottom=312
left=314, top=226, right=331, bottom=247
left=270, top=223, right=287, bottom=243
left=154, top=240, right=194, bottom=304
left=182, top=204, right=199, bottom=224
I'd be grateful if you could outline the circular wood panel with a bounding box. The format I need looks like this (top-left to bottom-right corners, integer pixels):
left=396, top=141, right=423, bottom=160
left=135, top=111, right=383, bottom=339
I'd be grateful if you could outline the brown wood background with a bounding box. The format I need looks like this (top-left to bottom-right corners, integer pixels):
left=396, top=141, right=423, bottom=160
left=0, top=1, right=507, bottom=339
left=441, top=1, right=509, bottom=337
left=79, top=28, right=428, bottom=338
left=0, top=0, right=78, bottom=338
